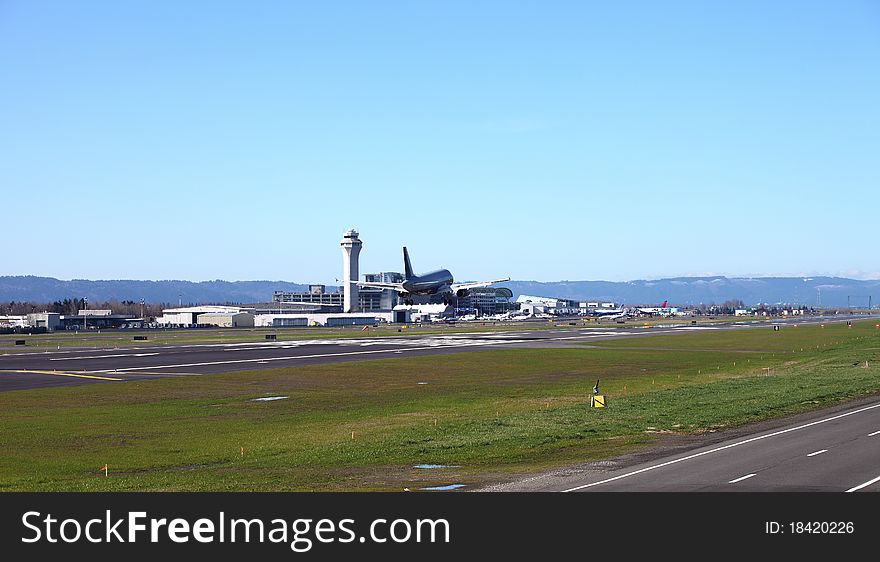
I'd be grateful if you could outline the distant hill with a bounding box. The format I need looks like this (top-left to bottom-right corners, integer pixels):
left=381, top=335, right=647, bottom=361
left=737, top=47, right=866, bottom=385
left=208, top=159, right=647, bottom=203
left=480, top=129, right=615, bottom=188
left=0, top=276, right=310, bottom=305
left=0, top=275, right=877, bottom=307
left=504, top=277, right=880, bottom=307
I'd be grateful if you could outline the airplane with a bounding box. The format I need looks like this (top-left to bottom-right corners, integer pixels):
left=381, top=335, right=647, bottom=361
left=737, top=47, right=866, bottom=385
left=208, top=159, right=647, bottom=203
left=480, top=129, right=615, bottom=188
left=356, top=247, right=509, bottom=305
left=637, top=300, right=673, bottom=316
left=584, top=306, right=628, bottom=318
left=591, top=310, right=629, bottom=321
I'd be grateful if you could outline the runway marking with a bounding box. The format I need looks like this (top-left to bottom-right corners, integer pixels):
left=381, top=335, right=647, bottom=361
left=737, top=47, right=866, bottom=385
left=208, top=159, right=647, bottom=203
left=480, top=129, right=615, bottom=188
left=869, top=430, right=880, bottom=437
left=93, top=342, right=510, bottom=373
left=561, top=400, right=880, bottom=492
left=846, top=474, right=880, bottom=493
left=50, top=353, right=160, bottom=361
left=0, top=369, right=123, bottom=381
left=806, top=449, right=828, bottom=457
left=110, top=371, right=204, bottom=377
left=728, top=473, right=757, bottom=484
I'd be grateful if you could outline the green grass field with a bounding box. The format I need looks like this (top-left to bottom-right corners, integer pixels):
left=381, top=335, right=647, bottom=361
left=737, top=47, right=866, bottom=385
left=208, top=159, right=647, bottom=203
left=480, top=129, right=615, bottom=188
left=1, top=320, right=878, bottom=491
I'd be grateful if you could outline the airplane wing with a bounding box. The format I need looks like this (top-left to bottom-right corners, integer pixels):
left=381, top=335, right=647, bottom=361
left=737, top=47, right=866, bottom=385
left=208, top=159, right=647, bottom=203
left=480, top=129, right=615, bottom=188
left=450, top=278, right=510, bottom=292
left=356, top=281, right=406, bottom=291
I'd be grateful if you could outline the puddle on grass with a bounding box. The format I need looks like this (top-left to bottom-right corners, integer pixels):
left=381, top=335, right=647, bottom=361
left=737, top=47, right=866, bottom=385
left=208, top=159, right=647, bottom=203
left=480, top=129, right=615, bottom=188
left=251, top=396, right=289, bottom=402
left=420, top=484, right=466, bottom=491
left=413, top=464, right=461, bottom=469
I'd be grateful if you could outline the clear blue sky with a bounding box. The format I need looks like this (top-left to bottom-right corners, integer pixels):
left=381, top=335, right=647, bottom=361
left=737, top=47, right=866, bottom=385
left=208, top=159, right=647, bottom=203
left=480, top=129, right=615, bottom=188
left=2, top=1, right=878, bottom=284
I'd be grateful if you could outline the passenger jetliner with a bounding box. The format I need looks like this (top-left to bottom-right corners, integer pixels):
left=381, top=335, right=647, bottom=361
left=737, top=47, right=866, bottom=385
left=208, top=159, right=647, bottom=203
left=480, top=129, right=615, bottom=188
left=356, top=247, right=509, bottom=305
left=586, top=306, right=628, bottom=318
left=638, top=300, right=672, bottom=316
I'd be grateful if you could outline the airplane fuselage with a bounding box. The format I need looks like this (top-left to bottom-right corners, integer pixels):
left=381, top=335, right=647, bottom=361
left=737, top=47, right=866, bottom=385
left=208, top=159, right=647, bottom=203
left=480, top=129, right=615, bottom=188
left=587, top=308, right=625, bottom=317
left=401, top=269, right=454, bottom=295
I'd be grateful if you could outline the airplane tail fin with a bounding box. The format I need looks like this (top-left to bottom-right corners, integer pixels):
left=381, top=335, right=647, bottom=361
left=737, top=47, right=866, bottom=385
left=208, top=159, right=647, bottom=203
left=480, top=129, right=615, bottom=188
left=403, top=247, right=414, bottom=279
left=661, top=300, right=668, bottom=308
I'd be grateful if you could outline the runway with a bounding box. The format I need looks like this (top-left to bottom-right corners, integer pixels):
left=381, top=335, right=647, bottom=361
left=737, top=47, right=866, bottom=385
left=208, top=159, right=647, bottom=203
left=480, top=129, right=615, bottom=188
left=0, top=327, right=637, bottom=391
left=0, top=316, right=861, bottom=392
left=493, top=397, right=880, bottom=492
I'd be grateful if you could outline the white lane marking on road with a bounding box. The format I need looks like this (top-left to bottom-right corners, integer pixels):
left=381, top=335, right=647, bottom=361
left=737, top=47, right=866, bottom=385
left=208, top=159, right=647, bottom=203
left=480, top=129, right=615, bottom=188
left=92, top=342, right=511, bottom=373
left=50, top=353, right=160, bottom=361
left=562, top=400, right=880, bottom=492
left=869, top=430, right=880, bottom=437
left=846, top=474, right=880, bottom=493
left=807, top=449, right=828, bottom=457
left=728, top=473, right=757, bottom=484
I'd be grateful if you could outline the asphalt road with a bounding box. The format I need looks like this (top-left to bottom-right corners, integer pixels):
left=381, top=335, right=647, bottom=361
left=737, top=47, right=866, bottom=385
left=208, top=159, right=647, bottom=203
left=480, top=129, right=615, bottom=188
left=487, top=396, right=880, bottom=492
left=0, top=316, right=865, bottom=392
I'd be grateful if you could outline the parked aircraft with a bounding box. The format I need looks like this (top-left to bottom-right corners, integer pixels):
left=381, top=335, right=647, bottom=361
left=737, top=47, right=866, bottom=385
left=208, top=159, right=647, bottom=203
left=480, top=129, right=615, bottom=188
left=585, top=306, right=628, bottom=318
left=637, top=300, right=673, bottom=316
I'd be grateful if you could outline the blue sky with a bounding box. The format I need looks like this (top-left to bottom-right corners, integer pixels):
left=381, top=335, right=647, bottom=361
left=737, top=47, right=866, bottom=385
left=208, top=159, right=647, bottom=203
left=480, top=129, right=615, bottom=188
left=1, top=1, right=878, bottom=283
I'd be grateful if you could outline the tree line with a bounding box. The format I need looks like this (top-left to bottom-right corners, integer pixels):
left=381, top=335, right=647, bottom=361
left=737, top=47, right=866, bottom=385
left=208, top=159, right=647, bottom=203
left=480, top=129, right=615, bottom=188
left=0, top=299, right=170, bottom=319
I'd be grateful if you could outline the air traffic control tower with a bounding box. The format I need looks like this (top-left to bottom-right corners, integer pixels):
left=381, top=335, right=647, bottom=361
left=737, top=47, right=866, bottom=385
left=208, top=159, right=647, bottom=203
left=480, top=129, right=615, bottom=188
left=340, top=229, right=362, bottom=313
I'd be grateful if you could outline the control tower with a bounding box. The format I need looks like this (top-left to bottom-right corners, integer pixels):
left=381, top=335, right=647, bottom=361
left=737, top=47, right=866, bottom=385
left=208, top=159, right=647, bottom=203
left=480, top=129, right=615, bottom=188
left=340, top=229, right=363, bottom=313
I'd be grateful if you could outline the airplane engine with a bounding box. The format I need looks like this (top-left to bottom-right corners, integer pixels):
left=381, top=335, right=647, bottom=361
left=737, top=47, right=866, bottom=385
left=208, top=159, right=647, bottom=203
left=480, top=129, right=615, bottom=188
left=456, top=289, right=470, bottom=298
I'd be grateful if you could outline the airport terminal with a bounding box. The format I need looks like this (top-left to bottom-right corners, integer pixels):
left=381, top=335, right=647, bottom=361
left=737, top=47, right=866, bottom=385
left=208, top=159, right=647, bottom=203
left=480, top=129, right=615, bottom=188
left=154, top=229, right=523, bottom=327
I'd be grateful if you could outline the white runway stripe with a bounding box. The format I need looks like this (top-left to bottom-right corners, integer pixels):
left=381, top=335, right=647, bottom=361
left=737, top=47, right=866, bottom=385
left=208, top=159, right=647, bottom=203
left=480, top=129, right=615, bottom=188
left=50, top=353, right=160, bottom=361
left=94, top=342, right=509, bottom=373
left=728, top=473, right=757, bottom=484
left=562, top=401, right=880, bottom=492
left=846, top=474, right=880, bottom=493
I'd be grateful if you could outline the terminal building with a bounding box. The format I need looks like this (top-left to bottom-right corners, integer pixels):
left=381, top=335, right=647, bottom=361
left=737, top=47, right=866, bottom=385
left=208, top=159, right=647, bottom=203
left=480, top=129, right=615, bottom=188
left=515, top=295, right=582, bottom=315
left=272, top=274, right=403, bottom=312
left=456, top=287, right=515, bottom=316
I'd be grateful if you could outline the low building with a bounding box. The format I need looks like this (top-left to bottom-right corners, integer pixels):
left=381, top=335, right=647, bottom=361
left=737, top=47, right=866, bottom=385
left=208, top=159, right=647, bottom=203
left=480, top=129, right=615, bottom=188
left=254, top=315, right=310, bottom=327
left=0, top=315, right=27, bottom=328
left=393, top=303, right=448, bottom=323
left=78, top=309, right=112, bottom=317
left=157, top=306, right=243, bottom=326
left=60, top=313, right=138, bottom=329
left=515, top=295, right=580, bottom=315
left=26, top=312, right=61, bottom=330
left=254, top=310, right=409, bottom=327
left=196, top=312, right=255, bottom=328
